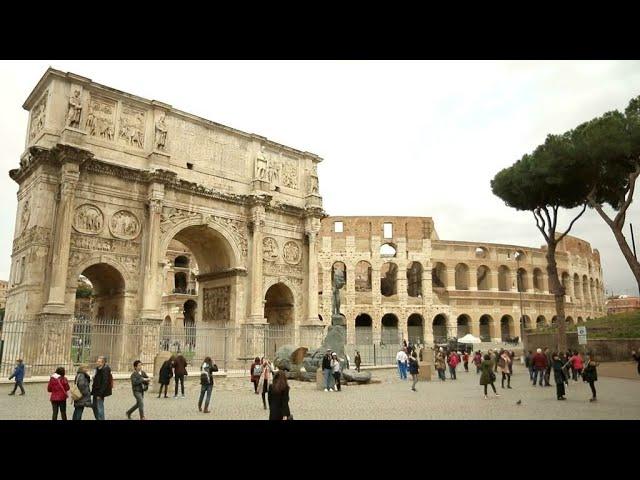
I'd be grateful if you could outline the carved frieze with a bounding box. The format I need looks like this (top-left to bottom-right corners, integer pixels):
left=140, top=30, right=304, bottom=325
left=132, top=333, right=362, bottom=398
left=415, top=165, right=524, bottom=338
left=118, top=105, right=145, bottom=148
left=29, top=91, right=47, bottom=140
left=280, top=158, right=298, bottom=189
left=73, top=204, right=104, bottom=235
left=263, top=237, right=279, bottom=261
left=263, top=260, right=303, bottom=278
left=283, top=241, right=301, bottom=265
left=109, top=210, right=140, bottom=240
left=12, top=226, right=51, bottom=253
left=70, top=233, right=139, bottom=255
left=203, top=286, right=230, bottom=322
left=86, top=95, right=116, bottom=140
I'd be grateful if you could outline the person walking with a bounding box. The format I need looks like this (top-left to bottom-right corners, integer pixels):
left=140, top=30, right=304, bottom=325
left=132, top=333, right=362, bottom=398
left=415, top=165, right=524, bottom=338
left=531, top=348, right=547, bottom=387
left=355, top=351, right=362, bottom=373
left=525, top=350, right=534, bottom=381
left=47, top=367, right=70, bottom=420
left=331, top=352, right=342, bottom=392
left=250, top=356, right=262, bottom=394
left=447, top=351, right=459, bottom=380
left=499, top=350, right=512, bottom=389
left=268, top=370, right=291, bottom=421
left=408, top=354, right=420, bottom=391
left=473, top=351, right=482, bottom=374
left=198, top=356, right=217, bottom=413
left=435, top=352, right=446, bottom=381
left=173, top=353, right=187, bottom=398
left=480, top=354, right=500, bottom=399
left=157, top=355, right=174, bottom=398
left=322, top=349, right=333, bottom=391
left=632, top=350, right=640, bottom=376
left=8, top=358, right=25, bottom=395
left=552, top=353, right=567, bottom=400
left=543, top=347, right=552, bottom=386
left=257, top=357, right=275, bottom=407
left=72, top=364, right=92, bottom=420
left=582, top=355, right=599, bottom=402
left=126, top=360, right=150, bottom=420
left=91, top=356, right=112, bottom=420
left=462, top=351, right=469, bottom=373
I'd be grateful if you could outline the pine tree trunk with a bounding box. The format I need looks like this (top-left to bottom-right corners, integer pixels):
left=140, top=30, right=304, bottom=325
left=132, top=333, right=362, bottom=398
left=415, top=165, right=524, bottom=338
left=609, top=223, right=640, bottom=296
left=545, top=242, right=567, bottom=352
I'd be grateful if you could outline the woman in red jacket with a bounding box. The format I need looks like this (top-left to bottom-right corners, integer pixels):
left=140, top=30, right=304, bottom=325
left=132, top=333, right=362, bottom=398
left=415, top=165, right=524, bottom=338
left=47, top=367, right=70, bottom=420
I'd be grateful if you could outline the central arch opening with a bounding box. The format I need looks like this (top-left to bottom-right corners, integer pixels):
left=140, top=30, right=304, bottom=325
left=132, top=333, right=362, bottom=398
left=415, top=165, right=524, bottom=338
left=264, top=282, right=295, bottom=356
left=432, top=314, right=447, bottom=343
left=479, top=314, right=493, bottom=342
left=457, top=314, right=471, bottom=338
left=500, top=315, right=514, bottom=340
left=381, top=313, right=399, bottom=345
left=355, top=313, right=373, bottom=344
left=407, top=313, right=424, bottom=344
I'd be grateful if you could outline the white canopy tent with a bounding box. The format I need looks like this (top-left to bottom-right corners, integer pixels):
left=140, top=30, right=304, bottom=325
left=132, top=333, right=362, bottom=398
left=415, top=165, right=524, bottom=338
left=458, top=333, right=482, bottom=344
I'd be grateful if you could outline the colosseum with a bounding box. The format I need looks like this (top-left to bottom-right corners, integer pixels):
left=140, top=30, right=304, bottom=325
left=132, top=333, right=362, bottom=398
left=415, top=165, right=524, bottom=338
left=0, top=68, right=607, bottom=374
left=317, top=216, right=606, bottom=350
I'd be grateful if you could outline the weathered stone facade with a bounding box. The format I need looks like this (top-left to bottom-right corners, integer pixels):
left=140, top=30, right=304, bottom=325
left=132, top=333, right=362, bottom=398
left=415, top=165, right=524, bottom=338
left=318, top=217, right=606, bottom=345
left=3, top=69, right=324, bottom=369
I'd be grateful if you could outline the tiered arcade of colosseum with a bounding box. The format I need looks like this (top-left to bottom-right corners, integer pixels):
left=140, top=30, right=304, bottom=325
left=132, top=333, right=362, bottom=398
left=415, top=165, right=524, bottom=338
left=318, top=216, right=606, bottom=346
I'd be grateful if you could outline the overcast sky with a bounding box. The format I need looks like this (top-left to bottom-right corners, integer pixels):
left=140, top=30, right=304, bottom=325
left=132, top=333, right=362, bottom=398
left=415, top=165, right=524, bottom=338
left=1, top=60, right=639, bottom=295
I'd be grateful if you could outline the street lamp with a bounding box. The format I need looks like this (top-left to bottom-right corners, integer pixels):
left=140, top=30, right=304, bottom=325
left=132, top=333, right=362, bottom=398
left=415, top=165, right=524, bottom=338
left=514, top=251, right=526, bottom=352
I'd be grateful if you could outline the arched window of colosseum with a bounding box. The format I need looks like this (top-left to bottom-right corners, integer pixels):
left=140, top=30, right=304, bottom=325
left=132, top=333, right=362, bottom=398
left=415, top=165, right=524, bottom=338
left=577, top=316, right=584, bottom=323
left=500, top=315, right=514, bottom=340
left=582, top=275, right=589, bottom=302
left=536, top=315, right=546, bottom=328
left=457, top=314, right=471, bottom=337
left=174, top=255, right=189, bottom=268
left=479, top=314, right=493, bottom=341
left=381, top=313, right=399, bottom=344
left=407, top=262, right=423, bottom=297
left=566, top=316, right=574, bottom=325
left=355, top=261, right=372, bottom=292
left=477, top=265, right=491, bottom=290
left=515, top=250, right=526, bottom=261
left=432, top=262, right=447, bottom=289
left=318, top=263, right=323, bottom=295
left=380, top=262, right=398, bottom=297
left=574, top=273, right=581, bottom=299
left=408, top=314, right=424, bottom=344
left=522, top=315, right=532, bottom=330
left=380, top=243, right=397, bottom=257
left=355, top=313, right=373, bottom=343
left=517, top=268, right=528, bottom=292
left=331, top=262, right=347, bottom=288
left=475, top=247, right=488, bottom=259
left=551, top=315, right=558, bottom=327
left=174, top=272, right=187, bottom=293
left=432, top=314, right=447, bottom=343
left=533, top=268, right=544, bottom=292
left=455, top=263, right=469, bottom=290
left=498, top=265, right=510, bottom=291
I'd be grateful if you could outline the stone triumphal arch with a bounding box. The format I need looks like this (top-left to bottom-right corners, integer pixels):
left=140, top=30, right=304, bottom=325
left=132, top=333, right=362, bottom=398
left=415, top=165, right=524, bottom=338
left=3, top=68, right=324, bottom=372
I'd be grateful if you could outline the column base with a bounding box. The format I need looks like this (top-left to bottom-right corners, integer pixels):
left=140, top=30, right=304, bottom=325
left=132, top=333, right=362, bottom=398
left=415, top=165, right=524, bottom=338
left=40, top=303, right=72, bottom=317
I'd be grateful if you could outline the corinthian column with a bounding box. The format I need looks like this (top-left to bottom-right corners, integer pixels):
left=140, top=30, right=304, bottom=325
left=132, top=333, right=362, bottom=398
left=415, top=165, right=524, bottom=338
left=140, top=188, right=164, bottom=319
left=248, top=204, right=266, bottom=323
left=42, top=147, right=91, bottom=314
left=306, top=231, right=319, bottom=323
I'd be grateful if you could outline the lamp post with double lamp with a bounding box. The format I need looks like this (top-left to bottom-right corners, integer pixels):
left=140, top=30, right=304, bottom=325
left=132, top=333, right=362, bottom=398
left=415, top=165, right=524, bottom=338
left=514, top=251, right=526, bottom=352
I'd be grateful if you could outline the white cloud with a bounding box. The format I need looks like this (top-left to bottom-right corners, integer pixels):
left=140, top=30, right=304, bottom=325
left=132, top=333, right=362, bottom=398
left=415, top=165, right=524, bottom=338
left=0, top=60, right=639, bottom=295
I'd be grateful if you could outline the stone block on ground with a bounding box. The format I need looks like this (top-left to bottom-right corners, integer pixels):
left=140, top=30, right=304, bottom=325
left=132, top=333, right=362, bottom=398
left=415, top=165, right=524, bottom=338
left=342, top=369, right=372, bottom=384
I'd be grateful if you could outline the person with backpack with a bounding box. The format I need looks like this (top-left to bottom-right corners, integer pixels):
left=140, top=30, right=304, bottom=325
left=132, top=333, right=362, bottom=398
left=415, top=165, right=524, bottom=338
left=47, top=367, right=70, bottom=420
left=198, top=356, right=217, bottom=413
left=571, top=351, right=585, bottom=381
left=499, top=350, right=512, bottom=389
left=473, top=351, right=482, bottom=374
left=583, top=354, right=599, bottom=402
left=447, top=351, right=459, bottom=380
left=250, top=356, right=262, bottom=393
left=462, top=351, right=470, bottom=373
left=408, top=354, right=420, bottom=392
left=72, top=364, right=92, bottom=420
left=91, top=356, right=112, bottom=421
left=127, top=360, right=150, bottom=420
left=8, top=358, right=25, bottom=396
left=552, top=352, right=567, bottom=401
left=480, top=354, right=500, bottom=400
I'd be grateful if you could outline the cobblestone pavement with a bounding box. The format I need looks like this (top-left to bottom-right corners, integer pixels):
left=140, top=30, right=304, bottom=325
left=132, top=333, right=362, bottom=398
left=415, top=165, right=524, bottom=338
left=1, top=368, right=639, bottom=420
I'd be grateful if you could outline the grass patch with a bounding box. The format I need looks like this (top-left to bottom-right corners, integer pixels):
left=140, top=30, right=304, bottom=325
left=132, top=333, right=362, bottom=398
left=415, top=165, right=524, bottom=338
left=532, top=311, right=640, bottom=339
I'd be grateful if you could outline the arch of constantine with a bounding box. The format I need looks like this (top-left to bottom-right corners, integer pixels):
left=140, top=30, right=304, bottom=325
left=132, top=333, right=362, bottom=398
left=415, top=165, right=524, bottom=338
left=0, top=69, right=606, bottom=374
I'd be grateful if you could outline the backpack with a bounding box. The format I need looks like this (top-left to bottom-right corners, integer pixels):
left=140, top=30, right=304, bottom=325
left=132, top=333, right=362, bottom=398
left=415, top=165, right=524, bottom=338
left=253, top=364, right=263, bottom=376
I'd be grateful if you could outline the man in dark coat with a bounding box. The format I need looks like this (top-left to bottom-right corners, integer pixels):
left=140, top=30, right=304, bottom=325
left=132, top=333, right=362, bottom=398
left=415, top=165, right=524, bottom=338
left=91, top=356, right=112, bottom=420
left=531, top=348, right=547, bottom=386
left=552, top=353, right=567, bottom=400
left=543, top=348, right=553, bottom=386
left=354, top=351, right=362, bottom=372
left=173, top=354, right=188, bottom=398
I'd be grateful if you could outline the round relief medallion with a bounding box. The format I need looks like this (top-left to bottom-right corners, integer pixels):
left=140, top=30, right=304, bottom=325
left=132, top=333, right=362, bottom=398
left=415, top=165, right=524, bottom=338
left=283, top=241, right=301, bottom=265
left=263, top=237, right=279, bottom=261
left=73, top=204, right=104, bottom=235
left=109, top=210, right=140, bottom=240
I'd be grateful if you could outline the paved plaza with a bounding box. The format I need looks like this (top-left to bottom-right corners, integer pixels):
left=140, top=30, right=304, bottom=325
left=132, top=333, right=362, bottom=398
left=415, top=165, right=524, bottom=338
left=1, top=366, right=639, bottom=420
